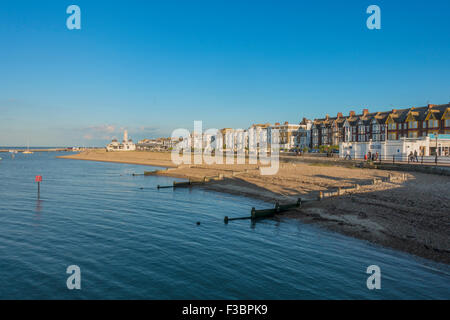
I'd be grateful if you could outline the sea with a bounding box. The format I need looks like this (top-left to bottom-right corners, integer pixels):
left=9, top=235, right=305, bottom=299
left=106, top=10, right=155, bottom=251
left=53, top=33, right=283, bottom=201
left=0, top=150, right=449, bottom=299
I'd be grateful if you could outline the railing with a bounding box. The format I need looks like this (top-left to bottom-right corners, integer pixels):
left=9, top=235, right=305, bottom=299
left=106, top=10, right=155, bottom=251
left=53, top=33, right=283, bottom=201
left=343, top=154, right=450, bottom=165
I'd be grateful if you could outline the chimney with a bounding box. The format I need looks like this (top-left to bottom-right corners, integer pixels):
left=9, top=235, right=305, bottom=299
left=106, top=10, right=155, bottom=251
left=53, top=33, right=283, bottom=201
left=363, top=109, right=369, bottom=116
left=428, top=104, right=434, bottom=109
left=392, top=109, right=397, bottom=113
left=275, top=122, right=280, bottom=126
left=349, top=111, right=355, bottom=117
left=337, top=112, right=343, bottom=118
left=284, top=121, right=289, bottom=125
left=325, top=114, right=329, bottom=120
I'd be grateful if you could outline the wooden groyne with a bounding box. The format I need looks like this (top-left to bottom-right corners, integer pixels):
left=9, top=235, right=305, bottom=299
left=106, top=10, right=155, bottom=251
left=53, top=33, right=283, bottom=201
left=224, top=198, right=304, bottom=223
left=224, top=173, right=408, bottom=223
left=137, top=169, right=226, bottom=189
left=156, top=180, right=194, bottom=189
left=375, top=163, right=450, bottom=176
left=317, top=173, right=408, bottom=199
left=156, top=177, right=224, bottom=189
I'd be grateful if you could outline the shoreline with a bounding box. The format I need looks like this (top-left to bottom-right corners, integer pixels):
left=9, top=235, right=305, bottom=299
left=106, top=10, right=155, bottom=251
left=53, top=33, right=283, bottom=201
left=57, top=151, right=177, bottom=168
left=58, top=151, right=450, bottom=264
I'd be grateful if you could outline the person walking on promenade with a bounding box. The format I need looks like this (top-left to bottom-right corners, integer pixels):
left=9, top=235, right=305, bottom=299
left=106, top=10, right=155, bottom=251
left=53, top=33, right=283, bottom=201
left=414, top=150, right=418, bottom=162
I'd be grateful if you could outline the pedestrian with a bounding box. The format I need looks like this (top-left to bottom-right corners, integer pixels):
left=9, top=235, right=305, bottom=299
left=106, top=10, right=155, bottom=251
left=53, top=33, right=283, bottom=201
left=414, top=150, right=418, bottom=162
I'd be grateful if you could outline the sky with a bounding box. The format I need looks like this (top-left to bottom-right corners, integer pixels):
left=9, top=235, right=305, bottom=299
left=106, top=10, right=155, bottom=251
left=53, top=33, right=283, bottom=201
left=1, top=0, right=449, bottom=146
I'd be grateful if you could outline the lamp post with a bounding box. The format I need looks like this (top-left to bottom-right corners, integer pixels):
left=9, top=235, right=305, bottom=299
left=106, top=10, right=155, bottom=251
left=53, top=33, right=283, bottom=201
left=435, top=134, right=439, bottom=165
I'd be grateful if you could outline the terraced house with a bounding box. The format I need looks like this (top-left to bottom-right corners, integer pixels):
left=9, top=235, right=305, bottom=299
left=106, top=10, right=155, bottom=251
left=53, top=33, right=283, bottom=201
left=385, top=104, right=450, bottom=139
left=311, top=103, right=450, bottom=148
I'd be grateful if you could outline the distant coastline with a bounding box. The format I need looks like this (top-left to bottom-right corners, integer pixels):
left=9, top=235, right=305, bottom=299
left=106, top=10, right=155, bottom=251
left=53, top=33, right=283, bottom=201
left=0, top=148, right=69, bottom=153
left=0, top=147, right=103, bottom=153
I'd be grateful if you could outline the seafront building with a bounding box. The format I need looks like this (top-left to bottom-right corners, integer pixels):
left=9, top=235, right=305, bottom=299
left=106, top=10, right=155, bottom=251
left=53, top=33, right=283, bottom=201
left=312, top=103, right=450, bottom=148
left=310, top=103, right=450, bottom=159
left=295, top=118, right=313, bottom=149
left=340, top=134, right=450, bottom=160
left=128, top=102, right=450, bottom=158
left=268, top=122, right=301, bottom=150
left=136, top=137, right=179, bottom=151
left=106, top=130, right=136, bottom=151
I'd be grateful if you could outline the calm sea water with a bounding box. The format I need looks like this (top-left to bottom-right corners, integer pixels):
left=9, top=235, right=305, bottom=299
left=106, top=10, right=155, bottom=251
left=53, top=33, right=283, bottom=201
left=0, top=151, right=448, bottom=299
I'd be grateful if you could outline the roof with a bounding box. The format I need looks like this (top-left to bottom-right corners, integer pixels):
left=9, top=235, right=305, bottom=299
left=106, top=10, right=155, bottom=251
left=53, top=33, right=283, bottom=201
left=312, top=103, right=449, bottom=126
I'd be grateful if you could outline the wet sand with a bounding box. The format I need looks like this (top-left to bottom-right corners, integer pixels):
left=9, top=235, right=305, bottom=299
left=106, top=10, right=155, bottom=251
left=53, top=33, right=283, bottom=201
left=59, top=150, right=450, bottom=264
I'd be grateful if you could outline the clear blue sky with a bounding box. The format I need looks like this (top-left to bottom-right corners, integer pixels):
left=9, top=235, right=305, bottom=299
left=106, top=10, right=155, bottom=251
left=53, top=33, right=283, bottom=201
left=1, top=0, right=449, bottom=146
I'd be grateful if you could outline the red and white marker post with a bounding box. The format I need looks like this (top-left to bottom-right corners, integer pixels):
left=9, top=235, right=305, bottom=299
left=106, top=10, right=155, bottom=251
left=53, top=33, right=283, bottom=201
left=35, top=175, right=43, bottom=198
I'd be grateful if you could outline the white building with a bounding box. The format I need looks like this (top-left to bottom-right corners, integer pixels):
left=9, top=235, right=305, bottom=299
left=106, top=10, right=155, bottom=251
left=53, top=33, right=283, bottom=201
left=268, top=122, right=300, bottom=150
left=295, top=118, right=313, bottom=149
left=222, top=129, right=247, bottom=152
left=339, top=135, right=450, bottom=160
left=106, top=130, right=136, bottom=151
left=136, top=137, right=180, bottom=151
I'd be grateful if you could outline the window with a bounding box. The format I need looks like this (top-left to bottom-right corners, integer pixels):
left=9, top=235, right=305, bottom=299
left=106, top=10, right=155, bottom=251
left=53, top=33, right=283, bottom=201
left=446, top=119, right=450, bottom=127
left=408, top=131, right=418, bottom=138
left=428, top=119, right=438, bottom=128
left=409, top=121, right=418, bottom=129
left=388, top=123, right=396, bottom=130
left=388, top=133, right=397, bottom=140
left=423, top=122, right=426, bottom=128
